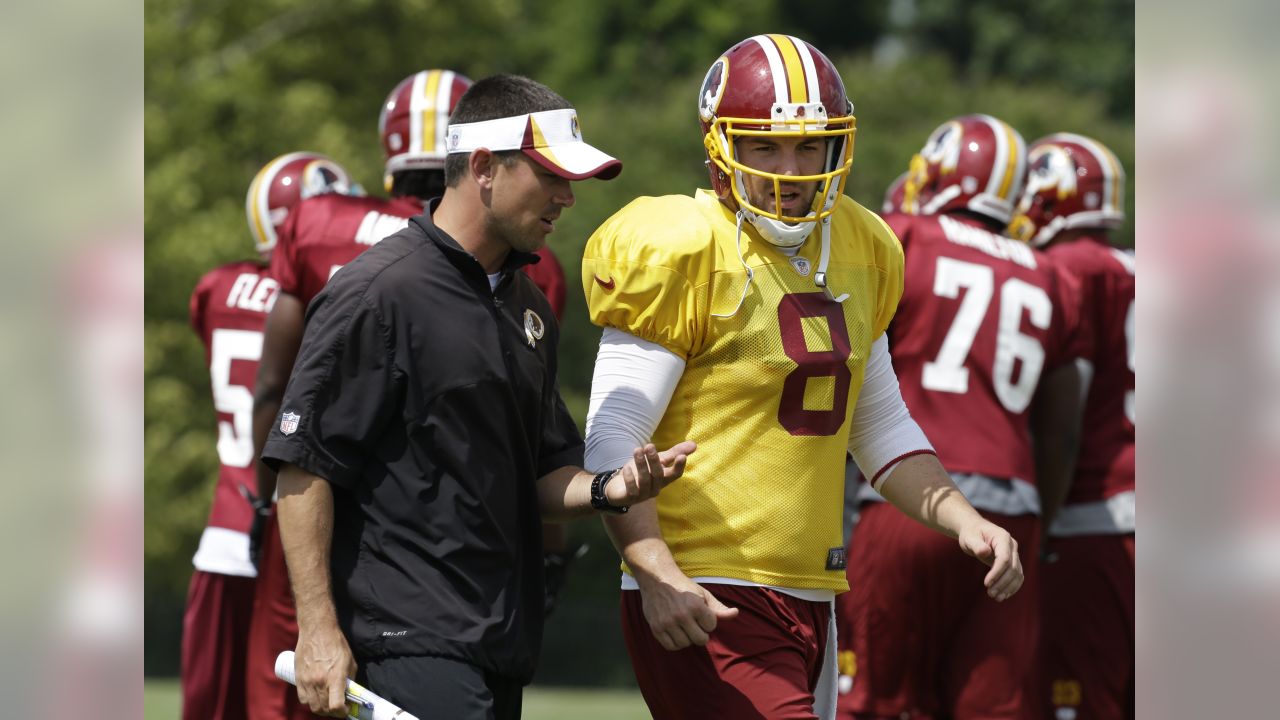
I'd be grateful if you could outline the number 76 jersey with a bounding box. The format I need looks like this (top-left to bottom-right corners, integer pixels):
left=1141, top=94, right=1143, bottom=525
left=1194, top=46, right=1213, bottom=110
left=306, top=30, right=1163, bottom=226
left=583, top=189, right=904, bottom=592
left=883, top=212, right=1080, bottom=486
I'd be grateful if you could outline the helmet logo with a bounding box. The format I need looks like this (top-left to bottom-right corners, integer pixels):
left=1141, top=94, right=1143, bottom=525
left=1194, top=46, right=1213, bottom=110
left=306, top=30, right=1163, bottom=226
left=698, top=58, right=728, bottom=122
left=389, top=133, right=403, bottom=152
left=1026, top=145, right=1078, bottom=204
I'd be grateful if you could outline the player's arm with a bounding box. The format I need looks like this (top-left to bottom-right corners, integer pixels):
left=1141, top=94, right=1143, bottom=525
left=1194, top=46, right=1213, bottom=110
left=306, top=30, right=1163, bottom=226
left=253, top=291, right=305, bottom=500
left=275, top=463, right=354, bottom=718
left=1033, top=359, right=1087, bottom=536
left=602, top=502, right=737, bottom=651
left=849, top=336, right=1024, bottom=601
left=534, top=441, right=695, bottom=521
left=586, top=329, right=736, bottom=651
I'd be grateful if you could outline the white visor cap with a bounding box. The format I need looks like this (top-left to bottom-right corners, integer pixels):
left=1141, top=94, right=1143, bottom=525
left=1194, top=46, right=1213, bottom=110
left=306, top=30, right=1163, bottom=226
left=446, top=108, right=622, bottom=180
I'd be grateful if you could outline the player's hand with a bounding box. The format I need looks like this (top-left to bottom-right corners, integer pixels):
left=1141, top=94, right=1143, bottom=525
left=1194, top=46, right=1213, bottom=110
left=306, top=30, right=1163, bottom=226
left=605, top=441, right=697, bottom=507
left=957, top=518, right=1024, bottom=602
left=636, top=570, right=738, bottom=651
left=294, top=624, right=357, bottom=717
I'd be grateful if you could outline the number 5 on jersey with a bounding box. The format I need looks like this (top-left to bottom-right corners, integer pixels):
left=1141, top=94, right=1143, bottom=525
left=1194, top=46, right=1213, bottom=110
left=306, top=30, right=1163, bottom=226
left=210, top=328, right=264, bottom=468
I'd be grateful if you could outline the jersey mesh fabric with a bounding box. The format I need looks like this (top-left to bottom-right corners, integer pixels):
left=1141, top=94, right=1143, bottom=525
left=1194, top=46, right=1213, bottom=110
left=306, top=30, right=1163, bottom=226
left=583, top=189, right=903, bottom=591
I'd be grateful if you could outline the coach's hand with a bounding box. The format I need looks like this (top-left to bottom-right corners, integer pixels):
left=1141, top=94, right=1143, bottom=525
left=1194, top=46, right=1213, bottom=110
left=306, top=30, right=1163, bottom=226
left=958, top=518, right=1024, bottom=602
left=606, top=441, right=697, bottom=507
left=295, top=623, right=357, bottom=717
left=637, top=569, right=738, bottom=651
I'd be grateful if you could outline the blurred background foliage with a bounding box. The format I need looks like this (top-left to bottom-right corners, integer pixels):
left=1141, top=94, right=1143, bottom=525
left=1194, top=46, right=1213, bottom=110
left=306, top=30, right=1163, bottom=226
left=145, top=0, right=1133, bottom=682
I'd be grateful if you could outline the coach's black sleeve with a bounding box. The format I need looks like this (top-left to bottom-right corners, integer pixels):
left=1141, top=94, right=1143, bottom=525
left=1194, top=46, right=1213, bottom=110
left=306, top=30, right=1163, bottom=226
left=261, top=288, right=402, bottom=489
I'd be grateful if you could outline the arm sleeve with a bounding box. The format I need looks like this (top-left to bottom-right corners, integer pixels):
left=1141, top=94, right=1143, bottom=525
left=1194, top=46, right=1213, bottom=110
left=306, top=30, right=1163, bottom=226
left=260, top=288, right=402, bottom=489
left=583, top=328, right=686, bottom=473
left=847, top=334, right=936, bottom=492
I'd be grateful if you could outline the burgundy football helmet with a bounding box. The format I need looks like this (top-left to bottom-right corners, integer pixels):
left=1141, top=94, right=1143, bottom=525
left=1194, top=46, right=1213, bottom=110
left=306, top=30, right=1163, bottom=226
left=379, top=69, right=473, bottom=177
left=901, top=114, right=1027, bottom=225
left=1008, top=133, right=1127, bottom=247
left=698, top=34, right=856, bottom=249
left=245, top=152, right=353, bottom=255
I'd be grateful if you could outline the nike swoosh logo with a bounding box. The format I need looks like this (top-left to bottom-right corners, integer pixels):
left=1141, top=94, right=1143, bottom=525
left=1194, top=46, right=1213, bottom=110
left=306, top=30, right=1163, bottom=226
left=594, top=275, right=616, bottom=290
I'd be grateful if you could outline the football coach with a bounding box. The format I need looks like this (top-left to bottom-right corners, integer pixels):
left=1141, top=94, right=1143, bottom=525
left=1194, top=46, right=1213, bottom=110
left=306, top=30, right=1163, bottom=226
left=262, top=74, right=696, bottom=720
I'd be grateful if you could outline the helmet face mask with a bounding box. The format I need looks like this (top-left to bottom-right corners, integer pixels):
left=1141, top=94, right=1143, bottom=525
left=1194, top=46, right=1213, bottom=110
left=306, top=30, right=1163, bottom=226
left=698, top=35, right=856, bottom=248
left=245, top=152, right=354, bottom=255
left=1008, top=133, right=1126, bottom=247
left=900, top=114, right=1027, bottom=225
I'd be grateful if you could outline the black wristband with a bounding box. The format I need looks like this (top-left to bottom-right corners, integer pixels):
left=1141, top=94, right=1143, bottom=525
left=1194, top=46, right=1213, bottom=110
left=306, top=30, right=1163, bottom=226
left=590, top=469, right=629, bottom=514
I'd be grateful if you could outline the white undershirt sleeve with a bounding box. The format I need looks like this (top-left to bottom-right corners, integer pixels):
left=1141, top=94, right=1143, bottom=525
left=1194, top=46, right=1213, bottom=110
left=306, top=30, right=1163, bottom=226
left=584, top=328, right=686, bottom=473
left=847, top=334, right=936, bottom=492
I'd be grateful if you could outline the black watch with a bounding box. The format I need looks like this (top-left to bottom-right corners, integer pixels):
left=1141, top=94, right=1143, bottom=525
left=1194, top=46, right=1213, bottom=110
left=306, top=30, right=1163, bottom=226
left=590, top=469, right=629, bottom=514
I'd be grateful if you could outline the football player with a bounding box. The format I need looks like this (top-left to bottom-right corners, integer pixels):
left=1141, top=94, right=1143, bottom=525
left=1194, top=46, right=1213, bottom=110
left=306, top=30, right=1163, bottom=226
left=834, top=115, right=1085, bottom=720
left=1010, top=133, right=1134, bottom=720
left=183, top=152, right=353, bottom=720
left=580, top=35, right=1025, bottom=719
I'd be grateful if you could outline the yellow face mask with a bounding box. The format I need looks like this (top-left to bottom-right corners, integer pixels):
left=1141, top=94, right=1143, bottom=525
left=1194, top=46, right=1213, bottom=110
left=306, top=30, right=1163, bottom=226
left=704, top=109, right=856, bottom=225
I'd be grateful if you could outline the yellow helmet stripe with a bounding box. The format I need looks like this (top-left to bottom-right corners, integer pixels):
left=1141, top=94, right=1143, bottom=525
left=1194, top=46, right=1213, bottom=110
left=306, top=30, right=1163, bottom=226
left=995, top=119, right=1020, bottom=199
left=419, top=70, right=442, bottom=154
left=767, top=34, right=809, bottom=103
left=247, top=165, right=270, bottom=245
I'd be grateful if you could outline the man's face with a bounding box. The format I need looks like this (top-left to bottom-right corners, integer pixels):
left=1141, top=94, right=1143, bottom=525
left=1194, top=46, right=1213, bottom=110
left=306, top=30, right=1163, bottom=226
left=486, top=154, right=575, bottom=254
left=735, top=135, right=826, bottom=218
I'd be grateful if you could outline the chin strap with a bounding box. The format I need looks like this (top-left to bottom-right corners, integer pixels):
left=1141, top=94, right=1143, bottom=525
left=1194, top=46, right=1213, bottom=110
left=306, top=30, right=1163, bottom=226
left=813, top=215, right=848, bottom=303
left=711, top=210, right=756, bottom=319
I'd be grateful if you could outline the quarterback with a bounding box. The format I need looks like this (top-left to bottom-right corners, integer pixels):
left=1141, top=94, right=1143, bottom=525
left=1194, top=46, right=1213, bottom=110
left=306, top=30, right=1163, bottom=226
left=582, top=35, right=1025, bottom=719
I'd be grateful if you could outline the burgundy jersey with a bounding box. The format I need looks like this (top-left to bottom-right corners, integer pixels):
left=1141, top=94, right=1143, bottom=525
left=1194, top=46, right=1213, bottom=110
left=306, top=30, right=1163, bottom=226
left=885, top=212, right=1079, bottom=484
left=1045, top=236, right=1135, bottom=503
left=270, top=194, right=567, bottom=316
left=270, top=194, right=425, bottom=307
left=189, top=260, right=280, bottom=574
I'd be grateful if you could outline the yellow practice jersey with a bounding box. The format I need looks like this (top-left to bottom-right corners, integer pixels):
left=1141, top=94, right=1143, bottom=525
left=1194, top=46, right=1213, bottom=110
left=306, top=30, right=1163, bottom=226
left=583, top=189, right=904, bottom=591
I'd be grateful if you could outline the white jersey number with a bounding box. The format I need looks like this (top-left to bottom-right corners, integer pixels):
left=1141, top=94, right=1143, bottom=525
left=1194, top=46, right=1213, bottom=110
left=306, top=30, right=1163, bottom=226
left=210, top=328, right=264, bottom=468
left=921, top=257, right=1052, bottom=413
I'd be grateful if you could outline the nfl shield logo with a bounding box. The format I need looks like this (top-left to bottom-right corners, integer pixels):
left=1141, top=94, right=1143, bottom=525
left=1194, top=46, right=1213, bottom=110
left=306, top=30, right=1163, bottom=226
left=280, top=411, right=300, bottom=435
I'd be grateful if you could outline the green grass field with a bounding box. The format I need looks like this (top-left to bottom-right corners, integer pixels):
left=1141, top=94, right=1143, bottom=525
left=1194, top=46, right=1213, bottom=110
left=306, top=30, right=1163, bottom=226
left=145, top=680, right=650, bottom=719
